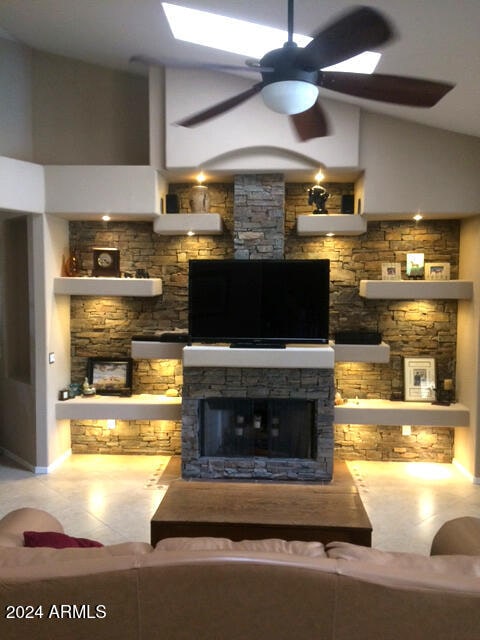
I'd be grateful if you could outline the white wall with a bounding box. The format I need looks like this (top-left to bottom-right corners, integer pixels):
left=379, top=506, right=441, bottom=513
left=35, top=214, right=71, bottom=472
left=31, top=51, right=149, bottom=166
left=0, top=38, right=33, bottom=161
left=359, top=111, right=480, bottom=215
left=44, top=165, right=163, bottom=218
left=0, top=157, right=44, bottom=215
left=455, top=215, right=480, bottom=480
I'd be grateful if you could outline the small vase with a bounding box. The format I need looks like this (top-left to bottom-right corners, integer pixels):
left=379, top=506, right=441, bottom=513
left=64, top=248, right=80, bottom=276
left=189, top=185, right=210, bottom=213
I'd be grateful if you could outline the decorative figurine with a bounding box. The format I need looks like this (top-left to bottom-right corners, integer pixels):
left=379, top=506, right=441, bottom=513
left=308, top=184, right=330, bottom=214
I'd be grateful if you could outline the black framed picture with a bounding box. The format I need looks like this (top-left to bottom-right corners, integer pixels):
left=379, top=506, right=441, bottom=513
left=87, top=357, right=133, bottom=396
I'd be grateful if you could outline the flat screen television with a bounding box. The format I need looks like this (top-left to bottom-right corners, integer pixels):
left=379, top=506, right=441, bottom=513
left=188, top=259, right=330, bottom=347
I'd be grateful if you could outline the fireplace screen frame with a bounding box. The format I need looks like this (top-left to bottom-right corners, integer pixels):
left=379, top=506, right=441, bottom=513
left=200, top=397, right=317, bottom=460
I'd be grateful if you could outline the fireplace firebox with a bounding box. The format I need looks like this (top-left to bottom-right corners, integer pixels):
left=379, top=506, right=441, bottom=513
left=182, top=365, right=334, bottom=482
left=200, top=398, right=316, bottom=459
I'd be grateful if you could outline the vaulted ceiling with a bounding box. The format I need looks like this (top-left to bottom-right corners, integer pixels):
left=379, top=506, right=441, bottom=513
left=1, top=0, right=479, bottom=139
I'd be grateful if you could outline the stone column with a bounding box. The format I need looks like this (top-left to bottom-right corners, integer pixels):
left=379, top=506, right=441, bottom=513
left=233, top=174, right=285, bottom=259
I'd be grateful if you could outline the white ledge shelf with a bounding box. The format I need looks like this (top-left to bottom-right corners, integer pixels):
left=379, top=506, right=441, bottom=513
left=359, top=280, right=473, bottom=300
left=296, top=214, right=367, bottom=236
left=54, top=277, right=163, bottom=297
left=183, top=345, right=334, bottom=369
left=331, top=341, right=390, bottom=363
left=334, top=399, right=469, bottom=427
left=153, top=213, right=223, bottom=236
left=132, top=340, right=185, bottom=360
left=55, top=394, right=181, bottom=421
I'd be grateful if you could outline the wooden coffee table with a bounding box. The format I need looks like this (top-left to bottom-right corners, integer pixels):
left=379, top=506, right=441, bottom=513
left=151, top=461, right=372, bottom=547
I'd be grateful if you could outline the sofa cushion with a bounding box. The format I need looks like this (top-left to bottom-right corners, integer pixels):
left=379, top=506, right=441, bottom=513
left=156, top=537, right=326, bottom=557
left=24, top=530, right=103, bottom=549
left=0, top=542, right=153, bottom=570
left=326, top=540, right=480, bottom=579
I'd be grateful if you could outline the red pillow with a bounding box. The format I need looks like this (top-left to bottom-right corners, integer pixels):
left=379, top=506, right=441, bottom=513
left=23, top=531, right=103, bottom=549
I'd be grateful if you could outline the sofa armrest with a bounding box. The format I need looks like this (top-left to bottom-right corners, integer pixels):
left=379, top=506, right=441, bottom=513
left=431, top=517, right=480, bottom=556
left=0, top=508, right=64, bottom=547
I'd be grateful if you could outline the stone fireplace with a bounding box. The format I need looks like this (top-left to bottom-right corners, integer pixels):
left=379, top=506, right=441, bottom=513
left=182, top=365, right=334, bottom=481
left=181, top=173, right=335, bottom=482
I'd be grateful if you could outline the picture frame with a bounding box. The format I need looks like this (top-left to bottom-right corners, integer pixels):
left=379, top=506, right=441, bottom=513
left=381, top=262, right=402, bottom=280
left=87, top=357, right=133, bottom=396
left=406, top=253, right=425, bottom=278
left=403, top=357, right=436, bottom=402
left=425, top=262, right=450, bottom=281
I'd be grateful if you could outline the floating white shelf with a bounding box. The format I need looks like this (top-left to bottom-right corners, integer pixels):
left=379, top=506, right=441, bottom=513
left=296, top=214, right=367, bottom=236
left=183, top=345, right=335, bottom=369
left=54, top=277, right=163, bottom=297
left=334, top=399, right=469, bottom=427
left=359, top=279, right=473, bottom=300
left=331, top=341, right=390, bottom=363
left=131, top=340, right=185, bottom=360
left=153, top=213, right=223, bottom=235
left=55, top=394, right=181, bottom=420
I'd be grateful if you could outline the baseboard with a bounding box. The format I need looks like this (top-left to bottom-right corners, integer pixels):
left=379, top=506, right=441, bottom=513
left=0, top=447, right=72, bottom=475
left=452, top=457, right=480, bottom=484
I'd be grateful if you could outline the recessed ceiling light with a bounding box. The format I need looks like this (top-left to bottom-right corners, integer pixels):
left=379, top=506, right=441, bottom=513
left=413, top=213, right=423, bottom=221
left=102, top=215, right=111, bottom=221
left=162, top=3, right=380, bottom=73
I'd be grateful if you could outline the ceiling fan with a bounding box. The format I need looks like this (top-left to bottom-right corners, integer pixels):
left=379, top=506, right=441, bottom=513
left=132, top=1, right=454, bottom=141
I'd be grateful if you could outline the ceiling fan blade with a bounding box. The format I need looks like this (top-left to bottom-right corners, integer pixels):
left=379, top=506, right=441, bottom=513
left=130, top=55, right=271, bottom=74
left=176, top=83, right=263, bottom=127
left=298, top=6, right=394, bottom=70
left=319, top=71, right=454, bottom=107
left=290, top=101, right=329, bottom=141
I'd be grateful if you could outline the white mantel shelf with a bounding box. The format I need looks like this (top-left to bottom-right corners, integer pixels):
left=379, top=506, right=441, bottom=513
left=296, top=214, right=367, bottom=236
left=153, top=213, right=223, bottom=235
left=54, top=277, right=163, bottom=297
left=359, top=280, right=473, bottom=300
left=183, top=345, right=335, bottom=369
left=334, top=399, right=469, bottom=427
left=55, top=394, right=181, bottom=420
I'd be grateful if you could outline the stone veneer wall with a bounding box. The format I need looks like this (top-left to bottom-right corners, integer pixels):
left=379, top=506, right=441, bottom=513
left=67, top=178, right=459, bottom=461
left=233, top=174, right=285, bottom=259
left=68, top=183, right=233, bottom=454
left=182, top=367, right=334, bottom=481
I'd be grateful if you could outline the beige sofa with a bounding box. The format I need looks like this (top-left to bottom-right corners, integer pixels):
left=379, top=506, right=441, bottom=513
left=0, top=508, right=479, bottom=640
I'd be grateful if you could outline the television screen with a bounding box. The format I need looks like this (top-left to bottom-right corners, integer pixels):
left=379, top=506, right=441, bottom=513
left=188, top=259, right=330, bottom=347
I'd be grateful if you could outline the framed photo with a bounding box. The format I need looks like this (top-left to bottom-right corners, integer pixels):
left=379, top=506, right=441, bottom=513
left=404, top=357, right=436, bottom=402
left=87, top=357, right=133, bottom=396
left=425, top=262, right=450, bottom=281
left=381, top=262, right=402, bottom=280
left=406, top=253, right=424, bottom=278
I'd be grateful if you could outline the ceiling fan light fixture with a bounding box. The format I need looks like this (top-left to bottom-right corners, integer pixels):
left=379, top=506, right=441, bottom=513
left=261, top=81, right=318, bottom=115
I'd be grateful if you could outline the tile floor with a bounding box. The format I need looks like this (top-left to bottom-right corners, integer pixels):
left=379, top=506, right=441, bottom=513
left=1, top=453, right=479, bottom=554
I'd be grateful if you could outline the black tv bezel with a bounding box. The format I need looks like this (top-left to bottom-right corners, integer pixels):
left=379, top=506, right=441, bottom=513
left=188, top=259, right=330, bottom=347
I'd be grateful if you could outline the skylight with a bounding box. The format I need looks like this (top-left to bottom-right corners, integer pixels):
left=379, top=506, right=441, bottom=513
left=162, top=2, right=380, bottom=73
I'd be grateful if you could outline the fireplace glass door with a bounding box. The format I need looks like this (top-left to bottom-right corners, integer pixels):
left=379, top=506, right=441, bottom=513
left=200, top=398, right=315, bottom=459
